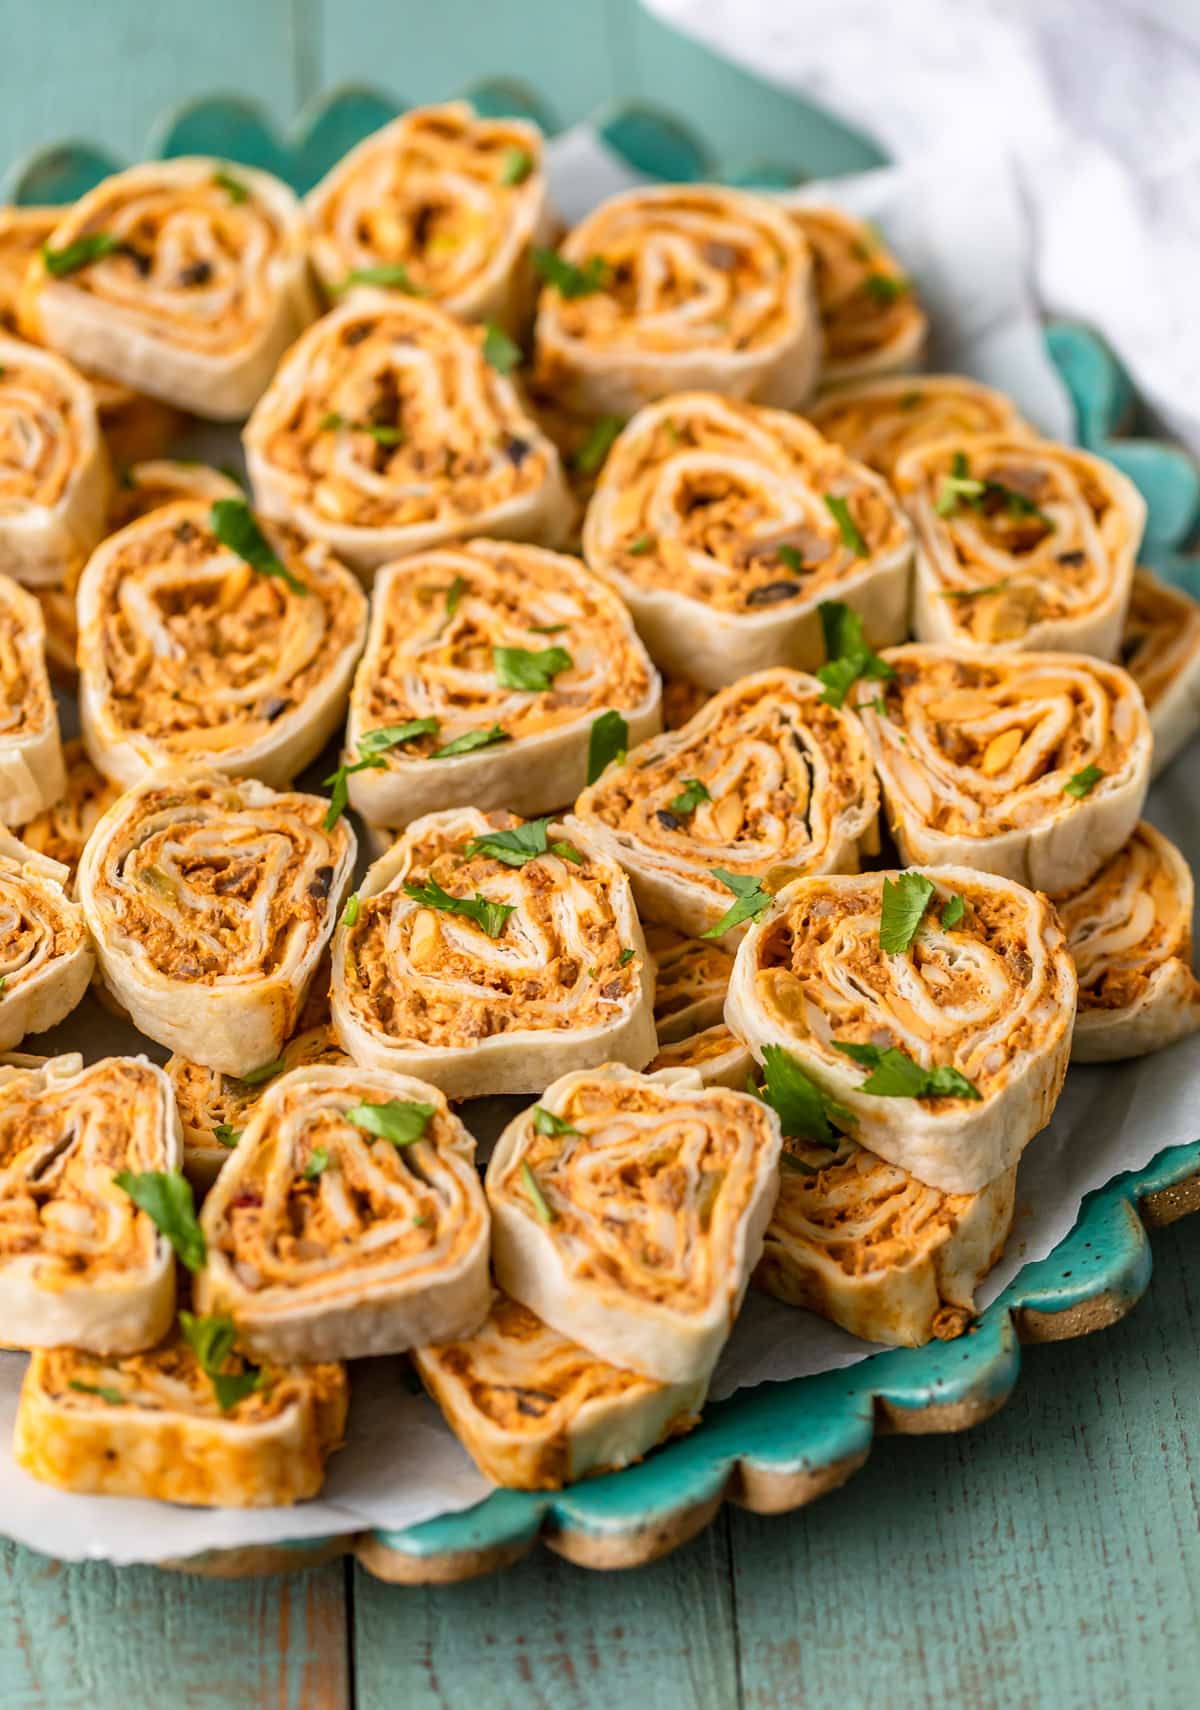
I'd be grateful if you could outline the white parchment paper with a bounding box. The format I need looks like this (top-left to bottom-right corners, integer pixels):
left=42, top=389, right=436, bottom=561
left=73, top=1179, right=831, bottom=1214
left=0, top=133, right=1185, bottom=1563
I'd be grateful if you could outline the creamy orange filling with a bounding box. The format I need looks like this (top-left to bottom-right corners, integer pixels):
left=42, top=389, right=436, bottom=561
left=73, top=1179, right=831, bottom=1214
left=542, top=189, right=803, bottom=356
left=502, top=1080, right=772, bottom=1310
left=647, top=925, right=732, bottom=1032
left=0, top=1060, right=165, bottom=1281
left=85, top=502, right=362, bottom=754
left=170, top=1025, right=349, bottom=1151
left=0, top=580, right=48, bottom=737
left=650, top=1024, right=744, bottom=1073
left=106, top=461, right=237, bottom=532
left=344, top=821, right=639, bottom=1048
left=789, top=207, right=919, bottom=365
left=1058, top=826, right=1193, bottom=1013
left=16, top=740, right=118, bottom=876
left=594, top=400, right=905, bottom=613
left=361, top=545, right=652, bottom=747
left=1119, top=568, right=1200, bottom=712
left=311, top=107, right=542, bottom=298
left=0, top=209, right=56, bottom=331
left=811, top=380, right=1022, bottom=481
left=0, top=356, right=87, bottom=512
left=260, top=308, right=550, bottom=530
left=38, top=179, right=289, bottom=356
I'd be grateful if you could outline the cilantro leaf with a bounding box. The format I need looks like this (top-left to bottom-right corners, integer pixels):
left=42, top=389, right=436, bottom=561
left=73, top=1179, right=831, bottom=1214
left=756, top=1045, right=854, bottom=1144
left=532, top=1106, right=582, bottom=1138
left=864, top=272, right=909, bottom=305
left=213, top=1123, right=241, bottom=1149
left=627, top=534, right=654, bottom=555
left=879, top=871, right=936, bottom=955
left=463, top=818, right=580, bottom=868
left=238, top=1058, right=286, bottom=1086
left=520, top=1159, right=556, bottom=1223
left=482, top=321, right=522, bottom=374
left=342, top=891, right=360, bottom=928
left=445, top=575, right=466, bottom=617
left=335, top=261, right=424, bottom=294
left=431, top=724, right=511, bottom=759
left=210, top=499, right=306, bottom=595
left=702, top=869, right=772, bottom=938
left=572, top=415, right=624, bottom=475
left=499, top=147, right=534, bottom=187
left=935, top=450, right=986, bottom=517
left=114, top=1170, right=206, bottom=1273
left=304, top=1146, right=330, bottom=1180
left=832, top=1041, right=981, bottom=1101
left=69, top=1379, right=125, bottom=1406
left=345, top=1098, right=436, bottom=1147
left=668, top=777, right=711, bottom=816
left=618, top=946, right=636, bottom=966
left=42, top=233, right=121, bottom=276
left=587, top=710, right=628, bottom=784
left=179, top=1310, right=266, bottom=1412
left=1064, top=764, right=1104, bottom=799
left=940, top=893, right=965, bottom=929
left=213, top=168, right=249, bottom=204
left=824, top=494, right=867, bottom=556
left=403, top=876, right=515, bottom=938
left=816, top=600, right=895, bottom=708
left=777, top=544, right=805, bottom=573
left=533, top=248, right=610, bottom=298
left=357, top=718, right=440, bottom=758
left=494, top=644, right=573, bottom=691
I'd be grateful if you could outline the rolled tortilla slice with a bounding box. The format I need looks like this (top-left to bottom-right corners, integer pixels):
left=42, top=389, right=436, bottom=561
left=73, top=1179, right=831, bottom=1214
left=77, top=766, right=355, bottom=1075
left=306, top=101, right=553, bottom=334
left=756, top=1137, right=1016, bottom=1346
left=15, top=1333, right=347, bottom=1506
left=809, top=374, right=1030, bottom=483
left=0, top=572, right=66, bottom=821
left=859, top=645, right=1152, bottom=892
left=195, top=1064, right=491, bottom=1361
left=244, top=293, right=572, bottom=579
left=486, top=1063, right=781, bottom=1382
left=648, top=1024, right=753, bottom=1090
left=344, top=538, right=660, bottom=828
left=0, top=1053, right=178, bottom=1352
left=570, top=668, right=879, bottom=939
left=0, top=830, right=93, bottom=1048
left=14, top=738, right=118, bottom=885
left=581, top=394, right=911, bottom=688
left=0, top=332, right=110, bottom=586
left=533, top=184, right=820, bottom=417
left=77, top=499, right=367, bottom=789
left=1056, top=821, right=1200, bottom=1063
left=726, top=868, right=1076, bottom=1193
left=23, top=158, right=317, bottom=419
left=106, top=457, right=240, bottom=530
left=167, top=1023, right=351, bottom=1194
left=413, top=1290, right=705, bottom=1491
left=784, top=203, right=926, bottom=386
left=1119, top=566, right=1200, bottom=777
left=896, top=434, right=1144, bottom=658
left=646, top=923, right=733, bottom=1044
left=332, top=808, right=655, bottom=1098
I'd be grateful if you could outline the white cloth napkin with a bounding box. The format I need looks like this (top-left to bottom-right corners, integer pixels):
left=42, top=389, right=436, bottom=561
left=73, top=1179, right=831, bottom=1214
left=645, top=0, right=1200, bottom=453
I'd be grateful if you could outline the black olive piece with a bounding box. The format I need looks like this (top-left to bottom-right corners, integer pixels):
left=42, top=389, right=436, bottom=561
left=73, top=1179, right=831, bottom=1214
left=503, top=436, right=532, bottom=468
left=344, top=322, right=372, bottom=345
left=308, top=866, right=334, bottom=900
left=655, top=809, right=681, bottom=831
left=178, top=259, right=213, bottom=287
left=175, top=521, right=197, bottom=543
left=262, top=696, right=291, bottom=722
left=746, top=581, right=801, bottom=606
left=1056, top=550, right=1086, bottom=566
left=119, top=243, right=152, bottom=277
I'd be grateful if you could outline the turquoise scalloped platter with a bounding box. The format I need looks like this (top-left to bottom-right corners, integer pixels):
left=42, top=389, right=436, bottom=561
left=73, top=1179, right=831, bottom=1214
left=7, top=80, right=1199, bottom=1578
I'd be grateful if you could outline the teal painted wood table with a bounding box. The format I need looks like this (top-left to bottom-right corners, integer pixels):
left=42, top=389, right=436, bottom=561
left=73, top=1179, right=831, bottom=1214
left=1, top=3, right=1198, bottom=1704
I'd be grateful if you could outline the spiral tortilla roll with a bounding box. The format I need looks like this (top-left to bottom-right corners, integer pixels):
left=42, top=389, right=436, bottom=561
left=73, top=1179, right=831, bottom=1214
left=244, top=293, right=572, bottom=578
left=14, top=739, right=118, bottom=885
left=809, top=374, right=1030, bottom=483
left=77, top=499, right=367, bottom=789
left=0, top=571, right=66, bottom=821
left=1056, top=822, right=1200, bottom=1063
left=15, top=1332, right=347, bottom=1506
left=648, top=1024, right=753, bottom=1090
left=0, top=830, right=93, bottom=1048
left=0, top=1053, right=179, bottom=1352
left=896, top=435, right=1144, bottom=657
left=581, top=394, right=912, bottom=688
left=414, top=1290, right=705, bottom=1491
left=345, top=538, right=660, bottom=827
left=168, top=1023, right=351, bottom=1194
left=570, top=668, right=879, bottom=940
left=646, top=923, right=733, bottom=1044
left=784, top=203, right=926, bottom=386
left=23, top=158, right=317, bottom=420
left=533, top=185, right=820, bottom=417
left=726, top=868, right=1076, bottom=1192
left=487, top=1063, right=781, bottom=1383
left=0, top=332, right=110, bottom=586
left=756, top=1137, right=1016, bottom=1346
left=306, top=101, right=553, bottom=334
left=77, top=766, right=355, bottom=1076
left=106, top=457, right=241, bottom=530
left=195, top=1064, right=491, bottom=1361
left=332, top=808, right=655, bottom=1098
left=858, top=645, right=1152, bottom=891
left=1119, top=567, right=1200, bottom=778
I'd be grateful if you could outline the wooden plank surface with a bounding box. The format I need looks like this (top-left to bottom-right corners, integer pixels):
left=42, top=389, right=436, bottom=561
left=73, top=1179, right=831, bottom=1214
left=0, top=4, right=1197, bottom=1707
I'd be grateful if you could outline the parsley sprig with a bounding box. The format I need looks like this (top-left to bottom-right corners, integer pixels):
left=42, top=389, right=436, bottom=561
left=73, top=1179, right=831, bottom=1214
left=533, top=248, right=611, bottom=298
left=345, top=1099, right=436, bottom=1147
left=751, top=1045, right=853, bottom=1145
left=463, top=818, right=582, bottom=868
left=403, top=875, right=515, bottom=938
left=210, top=499, right=306, bottom=595
left=114, top=1170, right=206, bottom=1272
left=702, top=870, right=772, bottom=939
left=832, top=1041, right=981, bottom=1101
left=816, top=600, right=894, bottom=709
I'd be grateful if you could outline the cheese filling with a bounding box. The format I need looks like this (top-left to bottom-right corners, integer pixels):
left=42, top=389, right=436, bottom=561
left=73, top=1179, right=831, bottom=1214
left=810, top=376, right=1027, bottom=481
